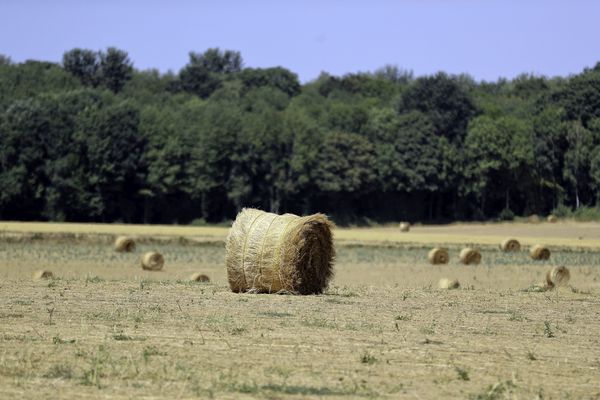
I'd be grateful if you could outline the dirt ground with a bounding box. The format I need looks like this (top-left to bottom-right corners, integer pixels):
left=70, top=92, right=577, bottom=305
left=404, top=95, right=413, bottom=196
left=1, top=223, right=600, bottom=399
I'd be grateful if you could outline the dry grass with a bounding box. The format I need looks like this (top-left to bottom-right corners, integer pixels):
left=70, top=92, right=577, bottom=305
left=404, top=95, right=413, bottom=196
left=4, top=220, right=600, bottom=249
left=1, top=222, right=600, bottom=398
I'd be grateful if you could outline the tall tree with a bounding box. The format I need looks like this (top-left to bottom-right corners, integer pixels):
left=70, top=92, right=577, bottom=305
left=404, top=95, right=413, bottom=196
left=400, top=72, right=478, bottom=142
left=62, top=48, right=100, bottom=87
left=464, top=115, right=534, bottom=215
left=563, top=121, right=594, bottom=208
left=98, top=47, right=133, bottom=93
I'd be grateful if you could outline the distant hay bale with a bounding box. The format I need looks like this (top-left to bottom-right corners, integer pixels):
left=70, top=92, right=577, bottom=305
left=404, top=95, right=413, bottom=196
left=428, top=247, right=449, bottom=265
left=459, top=247, right=481, bottom=265
left=141, top=252, right=164, bottom=271
left=399, top=222, right=410, bottom=232
left=530, top=245, right=550, bottom=260
left=115, top=236, right=135, bottom=252
left=546, top=266, right=570, bottom=288
left=438, top=278, right=460, bottom=290
left=225, top=208, right=335, bottom=295
left=500, top=238, right=521, bottom=252
left=190, top=273, right=210, bottom=282
left=547, top=214, right=558, bottom=223
left=528, top=214, right=540, bottom=223
left=32, top=270, right=54, bottom=280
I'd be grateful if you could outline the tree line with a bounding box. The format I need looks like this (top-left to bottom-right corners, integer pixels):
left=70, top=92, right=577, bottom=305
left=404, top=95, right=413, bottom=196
left=1, top=48, right=600, bottom=224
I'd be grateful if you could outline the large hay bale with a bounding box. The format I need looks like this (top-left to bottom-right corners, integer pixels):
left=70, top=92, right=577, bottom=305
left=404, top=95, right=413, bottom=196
left=428, top=247, right=449, bottom=265
left=438, top=278, right=460, bottom=290
left=141, top=252, right=164, bottom=271
left=32, top=270, right=54, bottom=280
left=226, top=208, right=335, bottom=294
left=115, top=236, right=135, bottom=252
left=500, top=238, right=520, bottom=252
left=530, top=245, right=550, bottom=260
left=546, top=266, right=570, bottom=288
left=190, top=273, right=210, bottom=282
left=527, top=214, right=540, bottom=223
left=459, top=247, right=481, bottom=265
left=547, top=214, right=558, bottom=223
left=399, top=222, right=410, bottom=232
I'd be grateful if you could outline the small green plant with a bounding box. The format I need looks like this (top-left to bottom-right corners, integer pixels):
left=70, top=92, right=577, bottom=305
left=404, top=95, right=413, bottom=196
left=507, top=311, right=524, bottom=321
left=360, top=351, right=377, bottom=365
left=527, top=350, right=537, bottom=360
left=53, top=335, right=76, bottom=344
left=455, top=366, right=470, bottom=381
left=113, top=333, right=146, bottom=341
left=230, top=327, right=246, bottom=335
left=80, top=345, right=109, bottom=387
left=420, top=325, right=435, bottom=335
left=543, top=321, right=555, bottom=338
left=85, top=275, right=104, bottom=283
left=142, top=346, right=166, bottom=362
left=43, top=364, right=74, bottom=379
left=257, top=311, right=293, bottom=318
left=471, top=379, right=516, bottom=400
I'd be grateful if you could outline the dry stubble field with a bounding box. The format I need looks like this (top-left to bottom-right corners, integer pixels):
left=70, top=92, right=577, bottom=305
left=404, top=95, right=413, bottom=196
left=1, top=221, right=600, bottom=399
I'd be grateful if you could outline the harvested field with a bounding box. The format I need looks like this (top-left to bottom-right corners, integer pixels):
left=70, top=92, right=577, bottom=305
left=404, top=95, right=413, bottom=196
left=1, top=222, right=600, bottom=398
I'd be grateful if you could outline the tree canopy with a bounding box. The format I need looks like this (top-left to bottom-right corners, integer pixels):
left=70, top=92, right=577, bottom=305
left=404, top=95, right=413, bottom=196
left=1, top=47, right=599, bottom=224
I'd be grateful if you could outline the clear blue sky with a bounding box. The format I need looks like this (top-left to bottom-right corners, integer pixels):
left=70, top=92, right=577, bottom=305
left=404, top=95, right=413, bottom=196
left=2, top=0, right=600, bottom=82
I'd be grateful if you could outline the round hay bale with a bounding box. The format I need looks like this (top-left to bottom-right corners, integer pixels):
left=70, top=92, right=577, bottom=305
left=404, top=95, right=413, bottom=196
left=527, top=214, right=540, bottom=223
left=459, top=247, right=481, bottom=265
left=141, top=252, right=164, bottom=271
left=115, top=236, right=135, bottom=252
left=190, top=273, right=210, bottom=282
left=438, top=278, right=460, bottom=290
left=428, top=247, right=449, bottom=265
left=546, top=266, right=570, bottom=288
left=32, top=270, right=54, bottom=280
left=225, top=208, right=335, bottom=295
left=547, top=214, right=558, bottom=223
left=399, top=222, right=410, bottom=232
left=530, top=245, right=550, bottom=260
left=500, top=238, right=520, bottom=252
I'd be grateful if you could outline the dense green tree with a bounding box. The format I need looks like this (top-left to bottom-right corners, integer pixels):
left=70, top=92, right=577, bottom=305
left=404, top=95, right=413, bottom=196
left=400, top=72, right=478, bottom=141
left=62, top=48, right=100, bottom=87
left=553, top=65, right=600, bottom=126
left=590, top=145, right=600, bottom=205
left=76, top=101, right=146, bottom=221
left=311, top=131, right=377, bottom=222
left=563, top=121, right=594, bottom=208
left=189, top=48, right=242, bottom=74
left=366, top=109, right=441, bottom=192
left=98, top=47, right=134, bottom=93
left=238, top=67, right=301, bottom=97
left=0, top=54, right=12, bottom=65
left=2, top=49, right=600, bottom=224
left=464, top=115, right=534, bottom=215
